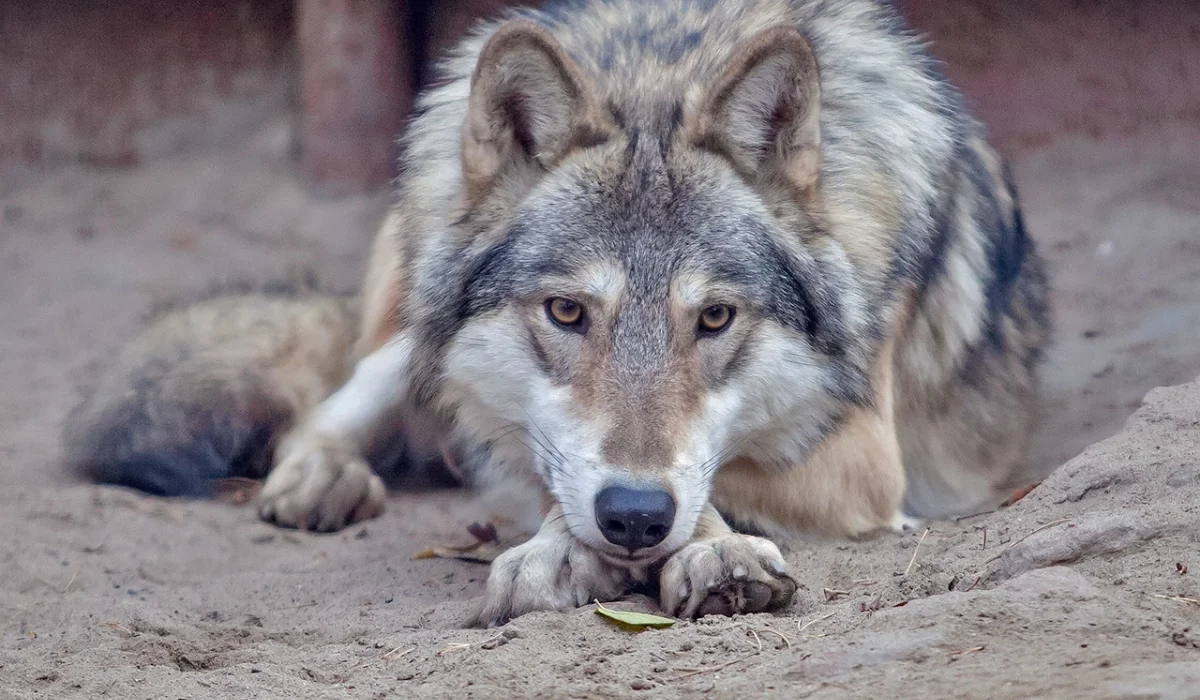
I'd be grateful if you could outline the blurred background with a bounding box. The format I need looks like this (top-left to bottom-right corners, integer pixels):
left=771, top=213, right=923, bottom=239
left=3, top=0, right=1199, bottom=192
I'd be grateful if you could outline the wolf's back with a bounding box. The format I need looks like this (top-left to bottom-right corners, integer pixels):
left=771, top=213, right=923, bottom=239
left=63, top=291, right=360, bottom=497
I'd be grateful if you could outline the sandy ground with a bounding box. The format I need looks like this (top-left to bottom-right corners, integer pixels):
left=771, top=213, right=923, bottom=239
left=2, top=117, right=1200, bottom=699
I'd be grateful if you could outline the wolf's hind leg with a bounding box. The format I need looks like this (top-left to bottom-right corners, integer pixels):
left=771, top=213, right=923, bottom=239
left=659, top=505, right=797, bottom=619
left=258, top=337, right=413, bottom=531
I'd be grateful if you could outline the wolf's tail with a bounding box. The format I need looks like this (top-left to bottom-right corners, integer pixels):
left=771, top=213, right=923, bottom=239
left=62, top=287, right=361, bottom=498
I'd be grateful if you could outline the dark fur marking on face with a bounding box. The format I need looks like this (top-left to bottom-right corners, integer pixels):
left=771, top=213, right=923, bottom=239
left=462, top=224, right=572, bottom=320
left=718, top=331, right=755, bottom=385
left=525, top=327, right=555, bottom=379
left=662, top=100, right=684, bottom=166
left=608, top=100, right=628, bottom=130
left=624, top=127, right=642, bottom=166
left=716, top=221, right=849, bottom=360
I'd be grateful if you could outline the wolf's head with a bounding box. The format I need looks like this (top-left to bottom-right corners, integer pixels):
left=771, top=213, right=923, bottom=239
left=440, top=21, right=871, bottom=564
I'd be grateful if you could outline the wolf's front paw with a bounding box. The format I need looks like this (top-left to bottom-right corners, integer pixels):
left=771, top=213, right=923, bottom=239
left=257, top=432, right=385, bottom=532
left=659, top=534, right=796, bottom=619
left=469, top=532, right=626, bottom=628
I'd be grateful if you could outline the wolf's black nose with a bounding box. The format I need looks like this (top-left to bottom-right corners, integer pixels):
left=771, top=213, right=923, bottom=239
left=594, top=485, right=675, bottom=550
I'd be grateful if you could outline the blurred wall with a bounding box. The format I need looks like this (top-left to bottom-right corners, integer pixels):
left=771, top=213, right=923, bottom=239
left=0, top=0, right=295, bottom=172
left=3, top=0, right=1198, bottom=190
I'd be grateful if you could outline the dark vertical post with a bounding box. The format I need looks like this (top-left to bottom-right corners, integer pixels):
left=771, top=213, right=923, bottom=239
left=296, top=0, right=410, bottom=196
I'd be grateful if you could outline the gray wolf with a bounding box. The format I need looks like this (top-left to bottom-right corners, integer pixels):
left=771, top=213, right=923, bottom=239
left=64, top=0, right=1051, bottom=626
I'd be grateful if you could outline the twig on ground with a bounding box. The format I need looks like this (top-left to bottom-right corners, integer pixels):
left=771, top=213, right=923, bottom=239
left=984, top=519, right=1070, bottom=565
left=1150, top=593, right=1200, bottom=606
left=668, top=653, right=758, bottom=681
left=105, top=622, right=135, bottom=637
left=822, top=588, right=849, bottom=601
left=746, top=627, right=763, bottom=653
left=950, top=646, right=985, bottom=657
left=953, top=509, right=996, bottom=523
left=351, top=645, right=415, bottom=670
left=903, top=528, right=931, bottom=576
left=760, top=625, right=793, bottom=650
left=437, top=633, right=504, bottom=656
left=797, top=612, right=836, bottom=633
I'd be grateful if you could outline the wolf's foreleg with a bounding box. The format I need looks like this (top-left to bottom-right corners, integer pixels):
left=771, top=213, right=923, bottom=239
left=658, top=504, right=797, bottom=618
left=257, top=336, right=414, bottom=531
left=469, top=505, right=627, bottom=628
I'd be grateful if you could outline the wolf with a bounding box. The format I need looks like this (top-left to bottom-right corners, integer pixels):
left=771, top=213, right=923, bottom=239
left=64, top=0, right=1050, bottom=626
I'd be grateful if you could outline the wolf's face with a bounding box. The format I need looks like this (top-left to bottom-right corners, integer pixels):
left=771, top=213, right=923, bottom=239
left=439, top=22, right=865, bottom=561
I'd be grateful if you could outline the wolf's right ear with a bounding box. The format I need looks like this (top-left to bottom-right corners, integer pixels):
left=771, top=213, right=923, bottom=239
left=461, top=20, right=613, bottom=207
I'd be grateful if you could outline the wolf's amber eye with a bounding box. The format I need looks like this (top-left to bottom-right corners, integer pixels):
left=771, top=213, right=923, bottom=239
left=546, top=297, right=585, bottom=330
left=698, top=304, right=735, bottom=334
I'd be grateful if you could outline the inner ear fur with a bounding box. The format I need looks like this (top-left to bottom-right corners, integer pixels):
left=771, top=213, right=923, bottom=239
left=462, top=19, right=614, bottom=206
left=685, top=26, right=822, bottom=198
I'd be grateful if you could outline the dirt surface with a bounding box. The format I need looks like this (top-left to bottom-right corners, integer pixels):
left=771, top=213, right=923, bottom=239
left=3, top=114, right=1200, bottom=698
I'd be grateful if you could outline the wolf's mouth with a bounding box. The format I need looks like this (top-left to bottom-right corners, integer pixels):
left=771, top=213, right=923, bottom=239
left=593, top=546, right=671, bottom=571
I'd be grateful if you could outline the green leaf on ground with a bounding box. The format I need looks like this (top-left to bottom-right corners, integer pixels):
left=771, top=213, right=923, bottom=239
left=594, top=601, right=676, bottom=630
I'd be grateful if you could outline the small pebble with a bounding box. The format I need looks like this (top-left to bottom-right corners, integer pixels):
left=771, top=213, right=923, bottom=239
left=631, top=680, right=654, bottom=690
left=397, top=671, right=415, bottom=681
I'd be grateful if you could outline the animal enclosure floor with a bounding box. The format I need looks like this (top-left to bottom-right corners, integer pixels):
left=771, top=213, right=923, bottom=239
left=2, top=121, right=1199, bottom=699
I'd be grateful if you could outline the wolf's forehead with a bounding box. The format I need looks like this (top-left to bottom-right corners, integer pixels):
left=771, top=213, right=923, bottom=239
left=517, top=180, right=764, bottom=295
left=558, top=260, right=721, bottom=309
left=516, top=226, right=726, bottom=304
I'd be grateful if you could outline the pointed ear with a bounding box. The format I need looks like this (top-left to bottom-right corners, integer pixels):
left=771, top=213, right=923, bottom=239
left=462, top=20, right=613, bottom=206
left=686, top=27, right=821, bottom=197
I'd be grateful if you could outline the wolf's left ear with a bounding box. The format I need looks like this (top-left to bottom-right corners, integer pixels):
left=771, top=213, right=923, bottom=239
left=686, top=27, right=821, bottom=198
left=462, top=20, right=614, bottom=207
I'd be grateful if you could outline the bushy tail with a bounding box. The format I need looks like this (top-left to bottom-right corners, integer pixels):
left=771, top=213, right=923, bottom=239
left=63, top=289, right=360, bottom=498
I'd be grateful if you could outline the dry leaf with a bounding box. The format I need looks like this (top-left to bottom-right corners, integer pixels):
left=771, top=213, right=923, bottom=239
left=412, top=522, right=511, bottom=563
left=214, top=477, right=262, bottom=505
left=1003, top=483, right=1040, bottom=506
left=594, top=601, right=675, bottom=630
left=410, top=540, right=503, bottom=563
